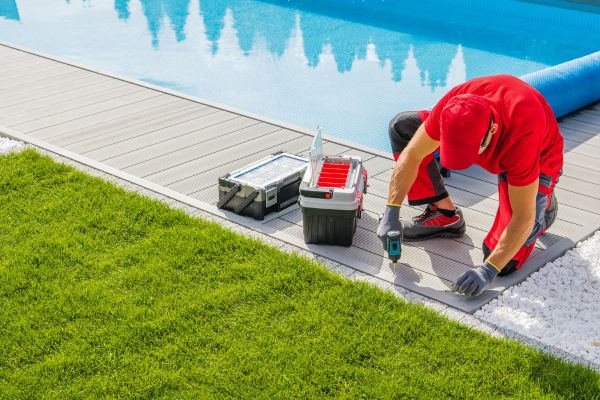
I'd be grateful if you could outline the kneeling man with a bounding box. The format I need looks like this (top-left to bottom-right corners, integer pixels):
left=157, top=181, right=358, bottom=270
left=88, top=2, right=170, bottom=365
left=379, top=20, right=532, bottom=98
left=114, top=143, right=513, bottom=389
left=377, top=75, right=563, bottom=296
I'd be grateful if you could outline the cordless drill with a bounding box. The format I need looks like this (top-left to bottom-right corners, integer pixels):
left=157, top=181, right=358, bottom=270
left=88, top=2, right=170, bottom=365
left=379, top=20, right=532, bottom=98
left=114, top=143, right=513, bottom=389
left=386, top=230, right=402, bottom=265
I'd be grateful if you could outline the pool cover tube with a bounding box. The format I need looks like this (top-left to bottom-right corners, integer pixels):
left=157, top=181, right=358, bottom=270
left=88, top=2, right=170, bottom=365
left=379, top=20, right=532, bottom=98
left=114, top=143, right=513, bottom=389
left=521, top=51, right=600, bottom=119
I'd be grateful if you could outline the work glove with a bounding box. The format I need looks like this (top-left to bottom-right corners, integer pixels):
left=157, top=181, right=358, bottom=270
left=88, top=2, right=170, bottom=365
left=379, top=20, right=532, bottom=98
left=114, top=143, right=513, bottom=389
left=451, top=262, right=500, bottom=297
left=376, top=205, right=402, bottom=251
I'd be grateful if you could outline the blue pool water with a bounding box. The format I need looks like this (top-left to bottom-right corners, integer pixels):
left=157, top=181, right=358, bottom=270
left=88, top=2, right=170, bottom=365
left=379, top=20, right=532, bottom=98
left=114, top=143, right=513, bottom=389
left=1, top=0, right=599, bottom=151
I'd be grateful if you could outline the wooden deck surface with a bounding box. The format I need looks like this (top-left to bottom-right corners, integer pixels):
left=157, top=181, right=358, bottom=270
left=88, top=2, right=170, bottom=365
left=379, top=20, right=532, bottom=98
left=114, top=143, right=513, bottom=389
left=2, top=42, right=599, bottom=313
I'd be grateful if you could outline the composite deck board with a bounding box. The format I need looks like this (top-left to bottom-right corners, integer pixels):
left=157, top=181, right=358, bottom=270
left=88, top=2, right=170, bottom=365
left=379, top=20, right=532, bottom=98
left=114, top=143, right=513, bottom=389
left=181, top=136, right=316, bottom=195
left=0, top=62, right=67, bottom=83
left=579, top=109, right=600, bottom=119
left=1, top=42, right=599, bottom=313
left=0, top=69, right=94, bottom=94
left=12, top=90, right=161, bottom=133
left=0, top=74, right=111, bottom=109
left=120, top=121, right=278, bottom=174
left=162, top=133, right=313, bottom=192
left=1, top=52, right=34, bottom=65
left=562, top=128, right=600, bottom=147
left=5, top=85, right=148, bottom=126
left=266, top=217, right=458, bottom=291
left=53, top=98, right=192, bottom=146
left=560, top=118, right=600, bottom=135
left=68, top=104, right=214, bottom=153
left=409, top=171, right=599, bottom=225
left=279, top=207, right=481, bottom=267
left=449, top=168, right=600, bottom=221
left=0, top=65, right=82, bottom=89
left=564, top=139, right=600, bottom=159
left=1, top=80, right=128, bottom=118
left=38, top=96, right=195, bottom=143
left=97, top=112, right=250, bottom=166
left=2, top=57, right=56, bottom=74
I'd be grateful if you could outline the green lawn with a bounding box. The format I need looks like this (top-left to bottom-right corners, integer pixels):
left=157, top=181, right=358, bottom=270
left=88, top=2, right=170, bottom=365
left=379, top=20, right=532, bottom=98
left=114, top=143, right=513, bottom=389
left=0, top=150, right=598, bottom=399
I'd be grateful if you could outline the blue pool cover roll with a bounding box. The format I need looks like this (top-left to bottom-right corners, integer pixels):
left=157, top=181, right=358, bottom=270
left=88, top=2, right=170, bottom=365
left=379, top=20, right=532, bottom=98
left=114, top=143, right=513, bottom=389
left=521, top=51, right=600, bottom=119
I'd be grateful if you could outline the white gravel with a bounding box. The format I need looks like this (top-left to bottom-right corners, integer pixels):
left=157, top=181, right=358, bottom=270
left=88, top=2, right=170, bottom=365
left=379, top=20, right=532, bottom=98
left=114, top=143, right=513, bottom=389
left=477, top=231, right=600, bottom=364
left=0, top=137, right=24, bottom=155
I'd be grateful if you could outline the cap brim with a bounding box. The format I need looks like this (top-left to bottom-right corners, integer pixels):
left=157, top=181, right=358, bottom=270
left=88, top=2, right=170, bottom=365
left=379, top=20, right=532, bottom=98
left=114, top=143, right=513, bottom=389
left=440, top=143, right=478, bottom=170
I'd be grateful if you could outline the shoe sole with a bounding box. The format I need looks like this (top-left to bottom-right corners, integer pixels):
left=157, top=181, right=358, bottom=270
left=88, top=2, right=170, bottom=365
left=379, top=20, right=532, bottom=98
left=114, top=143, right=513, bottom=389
left=402, top=227, right=466, bottom=242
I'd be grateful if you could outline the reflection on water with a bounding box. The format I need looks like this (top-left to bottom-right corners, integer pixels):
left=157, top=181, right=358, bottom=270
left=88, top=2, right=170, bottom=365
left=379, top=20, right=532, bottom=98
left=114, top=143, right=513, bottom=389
left=1, top=0, right=599, bottom=150
left=0, top=0, right=20, bottom=21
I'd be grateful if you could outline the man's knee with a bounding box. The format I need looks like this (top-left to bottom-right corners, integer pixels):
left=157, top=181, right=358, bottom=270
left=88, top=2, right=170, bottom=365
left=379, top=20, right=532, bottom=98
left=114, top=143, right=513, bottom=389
left=389, top=111, right=422, bottom=153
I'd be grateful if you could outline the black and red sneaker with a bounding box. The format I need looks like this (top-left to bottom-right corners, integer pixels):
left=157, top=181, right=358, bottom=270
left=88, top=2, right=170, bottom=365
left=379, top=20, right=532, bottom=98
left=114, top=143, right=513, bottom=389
left=403, top=204, right=466, bottom=241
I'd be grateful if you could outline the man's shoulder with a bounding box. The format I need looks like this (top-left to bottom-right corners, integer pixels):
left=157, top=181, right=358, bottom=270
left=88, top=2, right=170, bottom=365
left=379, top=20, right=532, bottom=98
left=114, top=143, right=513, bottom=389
left=461, top=74, right=531, bottom=92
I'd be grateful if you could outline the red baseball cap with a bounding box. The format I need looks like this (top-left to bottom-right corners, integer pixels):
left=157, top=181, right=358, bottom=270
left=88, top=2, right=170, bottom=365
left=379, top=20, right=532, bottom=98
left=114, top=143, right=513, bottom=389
left=439, top=93, right=492, bottom=170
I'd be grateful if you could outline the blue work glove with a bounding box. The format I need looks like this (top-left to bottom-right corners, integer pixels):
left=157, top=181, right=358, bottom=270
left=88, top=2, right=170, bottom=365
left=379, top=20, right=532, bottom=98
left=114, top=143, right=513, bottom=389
left=376, top=205, right=402, bottom=251
left=452, top=262, right=500, bottom=296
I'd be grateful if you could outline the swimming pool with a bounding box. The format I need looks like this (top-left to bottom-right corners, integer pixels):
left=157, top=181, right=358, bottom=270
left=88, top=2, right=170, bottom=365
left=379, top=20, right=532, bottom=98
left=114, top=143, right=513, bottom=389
left=1, top=0, right=599, bottom=152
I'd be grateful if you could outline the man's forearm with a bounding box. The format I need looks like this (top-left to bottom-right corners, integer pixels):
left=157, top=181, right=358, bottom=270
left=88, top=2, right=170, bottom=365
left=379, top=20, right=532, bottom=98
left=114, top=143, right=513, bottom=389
left=386, top=123, right=440, bottom=206
left=387, top=152, right=420, bottom=206
left=486, top=215, right=534, bottom=270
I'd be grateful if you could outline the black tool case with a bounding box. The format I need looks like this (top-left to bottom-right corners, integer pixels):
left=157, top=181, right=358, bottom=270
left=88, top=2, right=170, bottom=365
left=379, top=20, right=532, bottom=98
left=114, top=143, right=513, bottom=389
left=217, top=152, right=308, bottom=220
left=298, top=129, right=367, bottom=246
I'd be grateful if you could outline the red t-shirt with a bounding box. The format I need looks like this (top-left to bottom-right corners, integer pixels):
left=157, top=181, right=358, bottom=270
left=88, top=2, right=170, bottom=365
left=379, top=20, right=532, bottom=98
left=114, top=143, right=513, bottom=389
left=422, top=75, right=564, bottom=186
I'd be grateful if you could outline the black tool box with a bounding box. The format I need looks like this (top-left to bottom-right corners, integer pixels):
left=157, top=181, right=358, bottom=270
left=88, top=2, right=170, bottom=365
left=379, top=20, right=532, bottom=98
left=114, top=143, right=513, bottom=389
left=217, top=152, right=308, bottom=220
left=299, top=130, right=367, bottom=246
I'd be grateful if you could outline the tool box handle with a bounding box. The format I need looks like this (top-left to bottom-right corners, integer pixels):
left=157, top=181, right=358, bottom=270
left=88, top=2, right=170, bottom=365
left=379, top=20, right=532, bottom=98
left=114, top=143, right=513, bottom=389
left=217, top=183, right=241, bottom=209
left=234, top=190, right=259, bottom=214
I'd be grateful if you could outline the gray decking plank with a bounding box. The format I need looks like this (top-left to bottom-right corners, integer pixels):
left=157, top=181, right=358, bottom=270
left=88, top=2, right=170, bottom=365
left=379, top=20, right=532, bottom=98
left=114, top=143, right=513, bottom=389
left=119, top=120, right=276, bottom=175
left=266, top=217, right=465, bottom=286
left=452, top=167, right=600, bottom=216
left=191, top=184, right=220, bottom=205
left=559, top=118, right=600, bottom=135
left=1, top=57, right=56, bottom=74
left=374, top=153, right=600, bottom=185
left=560, top=127, right=600, bottom=147
left=434, top=171, right=598, bottom=224
left=0, top=68, right=92, bottom=94
left=363, top=179, right=563, bottom=248
left=0, top=73, right=110, bottom=109
left=556, top=165, right=600, bottom=187
left=296, top=141, right=351, bottom=158
left=0, top=67, right=81, bottom=91
left=445, top=170, right=600, bottom=226
left=88, top=111, right=246, bottom=164
left=279, top=207, right=482, bottom=268
left=165, top=135, right=313, bottom=194
left=35, top=97, right=195, bottom=143
left=10, top=90, right=161, bottom=133
left=563, top=151, right=600, bottom=172
left=564, top=139, right=600, bottom=160
left=361, top=184, right=494, bottom=243
left=67, top=104, right=214, bottom=153
left=146, top=130, right=308, bottom=187
left=341, top=149, right=377, bottom=161
left=0, top=62, right=67, bottom=83
left=566, top=113, right=600, bottom=127
left=5, top=84, right=142, bottom=127
left=52, top=98, right=191, bottom=145
left=579, top=109, right=600, bottom=118
left=0, top=79, right=127, bottom=117
left=0, top=52, right=34, bottom=66
left=363, top=156, right=395, bottom=177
